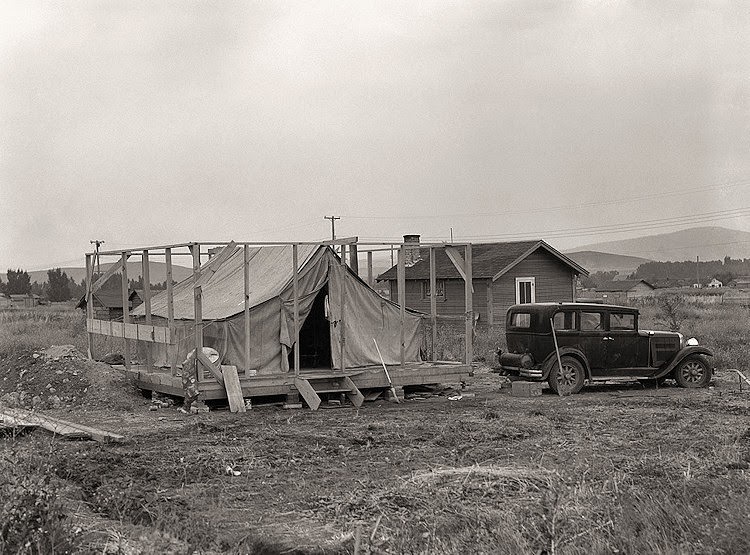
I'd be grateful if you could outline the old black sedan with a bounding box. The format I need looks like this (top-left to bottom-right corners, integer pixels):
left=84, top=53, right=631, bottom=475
left=497, top=302, right=713, bottom=394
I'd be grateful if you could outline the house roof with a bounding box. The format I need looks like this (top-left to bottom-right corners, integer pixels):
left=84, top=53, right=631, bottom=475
left=76, top=289, right=130, bottom=309
left=595, top=279, right=655, bottom=292
left=376, top=240, right=588, bottom=281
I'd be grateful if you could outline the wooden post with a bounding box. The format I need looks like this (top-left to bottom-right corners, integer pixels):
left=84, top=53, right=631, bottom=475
left=486, top=280, right=494, bottom=326
left=464, top=244, right=473, bottom=365
left=349, top=243, right=359, bottom=275
left=85, top=254, right=94, bottom=360
left=293, top=243, right=300, bottom=377
left=397, top=246, right=406, bottom=368
left=166, top=248, right=176, bottom=376
left=243, top=245, right=251, bottom=376
left=367, top=251, right=373, bottom=286
left=339, top=244, right=347, bottom=372
left=430, top=247, right=437, bottom=362
left=121, top=252, right=130, bottom=371
left=142, top=250, right=152, bottom=369
left=192, top=244, right=203, bottom=382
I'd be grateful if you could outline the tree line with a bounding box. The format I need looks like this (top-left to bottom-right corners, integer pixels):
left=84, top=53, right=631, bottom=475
left=0, top=268, right=171, bottom=302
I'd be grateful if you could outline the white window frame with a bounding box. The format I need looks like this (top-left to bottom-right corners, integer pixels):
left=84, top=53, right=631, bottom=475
left=515, top=277, right=536, bottom=304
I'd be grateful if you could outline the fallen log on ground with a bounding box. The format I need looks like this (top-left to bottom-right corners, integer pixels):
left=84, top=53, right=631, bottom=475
left=0, top=405, right=124, bottom=442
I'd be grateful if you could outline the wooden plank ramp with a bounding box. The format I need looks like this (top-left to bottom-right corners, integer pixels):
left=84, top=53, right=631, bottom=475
left=0, top=406, right=124, bottom=442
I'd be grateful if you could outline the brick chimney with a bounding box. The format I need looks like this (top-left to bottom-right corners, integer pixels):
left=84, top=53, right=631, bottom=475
left=403, top=234, right=422, bottom=267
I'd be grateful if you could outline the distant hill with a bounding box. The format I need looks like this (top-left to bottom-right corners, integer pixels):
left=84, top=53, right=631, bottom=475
left=4, top=261, right=193, bottom=286
left=569, top=226, right=750, bottom=262
left=565, top=251, right=652, bottom=277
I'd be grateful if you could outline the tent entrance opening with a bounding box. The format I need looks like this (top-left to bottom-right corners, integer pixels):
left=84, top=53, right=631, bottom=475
left=290, top=286, right=332, bottom=369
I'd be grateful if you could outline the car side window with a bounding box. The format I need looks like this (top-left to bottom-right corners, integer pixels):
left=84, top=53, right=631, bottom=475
left=580, top=311, right=603, bottom=331
left=610, top=312, right=635, bottom=331
left=510, top=312, right=531, bottom=328
left=553, top=311, right=577, bottom=331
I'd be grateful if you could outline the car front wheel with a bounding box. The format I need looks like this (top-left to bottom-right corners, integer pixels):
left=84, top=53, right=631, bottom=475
left=549, top=356, right=585, bottom=395
left=674, top=356, right=711, bottom=388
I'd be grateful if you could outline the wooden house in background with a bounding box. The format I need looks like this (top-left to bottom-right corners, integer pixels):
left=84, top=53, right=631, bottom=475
left=376, top=236, right=588, bottom=325
left=76, top=289, right=135, bottom=320
left=593, top=280, right=655, bottom=303
left=8, top=294, right=41, bottom=309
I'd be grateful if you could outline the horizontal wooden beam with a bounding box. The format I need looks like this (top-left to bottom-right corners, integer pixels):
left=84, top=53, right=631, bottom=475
left=86, top=318, right=173, bottom=344
left=322, top=236, right=359, bottom=246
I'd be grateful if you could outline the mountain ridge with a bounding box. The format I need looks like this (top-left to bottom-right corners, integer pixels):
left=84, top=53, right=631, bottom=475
left=566, top=226, right=750, bottom=262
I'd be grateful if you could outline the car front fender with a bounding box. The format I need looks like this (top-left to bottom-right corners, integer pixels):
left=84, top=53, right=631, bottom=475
left=655, top=346, right=714, bottom=378
left=541, top=348, right=591, bottom=380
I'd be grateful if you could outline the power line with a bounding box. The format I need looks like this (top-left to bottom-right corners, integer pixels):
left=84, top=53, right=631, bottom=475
left=343, top=178, right=750, bottom=221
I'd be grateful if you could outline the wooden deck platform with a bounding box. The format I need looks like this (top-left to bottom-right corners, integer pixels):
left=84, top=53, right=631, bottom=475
left=125, top=362, right=472, bottom=401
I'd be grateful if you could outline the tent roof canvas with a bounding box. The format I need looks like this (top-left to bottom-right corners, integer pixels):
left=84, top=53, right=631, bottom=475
left=132, top=244, right=320, bottom=321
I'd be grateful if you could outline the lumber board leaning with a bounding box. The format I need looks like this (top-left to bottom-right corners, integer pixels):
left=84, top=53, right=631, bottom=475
left=197, top=351, right=225, bottom=386
left=222, top=365, right=246, bottom=413
left=0, top=406, right=124, bottom=442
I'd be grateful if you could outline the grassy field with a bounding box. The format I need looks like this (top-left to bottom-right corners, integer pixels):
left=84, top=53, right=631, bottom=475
left=1, top=299, right=750, bottom=554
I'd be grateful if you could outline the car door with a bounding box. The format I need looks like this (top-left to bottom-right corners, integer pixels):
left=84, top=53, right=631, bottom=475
left=604, top=311, right=647, bottom=376
left=578, top=310, right=608, bottom=375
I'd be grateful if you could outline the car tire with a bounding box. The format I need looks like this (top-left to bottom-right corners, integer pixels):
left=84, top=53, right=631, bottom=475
left=548, top=356, right=585, bottom=395
left=674, top=356, right=711, bottom=388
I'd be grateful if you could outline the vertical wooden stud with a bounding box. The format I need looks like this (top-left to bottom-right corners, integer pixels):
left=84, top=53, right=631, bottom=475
left=293, top=243, right=300, bottom=377
left=349, top=243, right=359, bottom=275
left=367, top=251, right=373, bottom=287
left=142, top=250, right=152, bottom=369
left=85, top=254, right=94, bottom=360
left=192, top=244, right=203, bottom=382
left=430, top=247, right=437, bottom=362
left=464, top=244, right=473, bottom=366
left=339, top=244, right=347, bottom=372
left=166, top=248, right=176, bottom=376
left=121, top=252, right=130, bottom=370
left=397, top=246, right=406, bottom=368
left=486, top=280, right=494, bottom=326
left=243, top=245, right=251, bottom=376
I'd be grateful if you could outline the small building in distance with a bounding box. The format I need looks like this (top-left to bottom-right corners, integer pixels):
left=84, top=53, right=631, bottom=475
left=707, top=278, right=723, bottom=288
left=594, top=280, right=656, bottom=303
left=76, top=289, right=134, bottom=320
left=729, top=276, right=750, bottom=289
left=376, top=236, right=588, bottom=325
left=8, top=293, right=41, bottom=309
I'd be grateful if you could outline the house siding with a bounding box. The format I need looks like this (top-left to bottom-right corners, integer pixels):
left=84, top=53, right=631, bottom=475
left=387, top=249, right=576, bottom=325
left=491, top=251, right=574, bottom=322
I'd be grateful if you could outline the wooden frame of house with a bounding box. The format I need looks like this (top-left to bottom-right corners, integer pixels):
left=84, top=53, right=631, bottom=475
left=377, top=237, right=589, bottom=326
left=83, top=239, right=474, bottom=410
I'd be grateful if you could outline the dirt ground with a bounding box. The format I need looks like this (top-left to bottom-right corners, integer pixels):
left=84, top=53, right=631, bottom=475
left=2, top=353, right=750, bottom=554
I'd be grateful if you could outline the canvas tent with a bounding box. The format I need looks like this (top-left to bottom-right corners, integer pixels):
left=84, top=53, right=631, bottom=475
left=131, top=244, right=423, bottom=374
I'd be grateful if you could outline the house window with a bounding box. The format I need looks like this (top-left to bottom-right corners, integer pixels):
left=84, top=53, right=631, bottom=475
left=515, top=277, right=535, bottom=304
left=421, top=280, right=446, bottom=300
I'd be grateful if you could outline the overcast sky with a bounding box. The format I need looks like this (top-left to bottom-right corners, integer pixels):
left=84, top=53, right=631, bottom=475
left=1, top=1, right=749, bottom=270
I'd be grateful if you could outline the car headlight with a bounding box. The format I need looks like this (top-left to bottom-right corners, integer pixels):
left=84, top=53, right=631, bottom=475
left=686, top=337, right=699, bottom=346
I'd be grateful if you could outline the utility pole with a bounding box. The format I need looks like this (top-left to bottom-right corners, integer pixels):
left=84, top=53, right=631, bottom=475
left=696, top=256, right=700, bottom=287
left=90, top=240, right=105, bottom=277
left=324, top=215, right=340, bottom=241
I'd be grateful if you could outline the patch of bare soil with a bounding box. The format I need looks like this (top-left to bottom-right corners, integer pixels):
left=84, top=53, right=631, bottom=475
left=0, top=345, right=141, bottom=411
left=3, top=366, right=750, bottom=554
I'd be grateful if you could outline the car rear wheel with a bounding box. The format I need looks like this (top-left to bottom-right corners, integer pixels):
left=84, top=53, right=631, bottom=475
left=674, top=356, right=711, bottom=388
left=549, top=356, right=585, bottom=395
